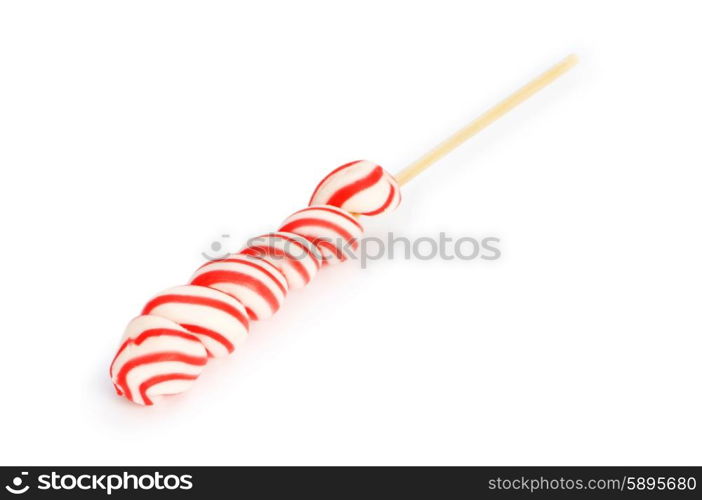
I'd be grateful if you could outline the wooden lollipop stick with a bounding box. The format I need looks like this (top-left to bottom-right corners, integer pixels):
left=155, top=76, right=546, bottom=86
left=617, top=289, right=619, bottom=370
left=394, top=54, right=578, bottom=187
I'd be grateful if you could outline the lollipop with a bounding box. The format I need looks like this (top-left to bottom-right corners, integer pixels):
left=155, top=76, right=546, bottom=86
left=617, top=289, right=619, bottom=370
left=110, top=55, right=578, bottom=405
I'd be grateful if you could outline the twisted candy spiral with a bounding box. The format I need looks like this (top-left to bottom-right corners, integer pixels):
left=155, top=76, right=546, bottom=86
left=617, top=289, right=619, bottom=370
left=110, top=161, right=400, bottom=405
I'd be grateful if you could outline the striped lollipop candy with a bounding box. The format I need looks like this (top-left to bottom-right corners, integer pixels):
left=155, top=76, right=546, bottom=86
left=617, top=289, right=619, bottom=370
left=110, top=55, right=578, bottom=405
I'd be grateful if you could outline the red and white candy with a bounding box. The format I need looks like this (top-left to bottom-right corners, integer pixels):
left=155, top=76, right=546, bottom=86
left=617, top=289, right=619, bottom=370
left=110, top=315, right=208, bottom=406
left=279, top=205, right=363, bottom=264
left=141, top=285, right=249, bottom=357
left=241, top=232, right=322, bottom=289
left=111, top=161, right=401, bottom=405
left=191, top=254, right=288, bottom=321
left=309, top=160, right=401, bottom=216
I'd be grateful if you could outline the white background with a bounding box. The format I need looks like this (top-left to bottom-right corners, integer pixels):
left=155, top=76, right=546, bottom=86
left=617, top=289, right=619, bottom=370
left=0, top=1, right=700, bottom=465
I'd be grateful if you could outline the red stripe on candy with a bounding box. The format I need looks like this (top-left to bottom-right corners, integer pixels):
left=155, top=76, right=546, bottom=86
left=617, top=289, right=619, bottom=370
left=289, top=206, right=363, bottom=231
left=308, top=160, right=361, bottom=206
left=109, top=328, right=202, bottom=378
left=244, top=307, right=259, bottom=321
left=266, top=232, right=321, bottom=269
left=115, top=352, right=207, bottom=402
left=191, top=270, right=281, bottom=315
left=364, top=182, right=397, bottom=216
left=179, top=323, right=236, bottom=355
left=316, top=240, right=345, bottom=260
left=326, top=166, right=384, bottom=208
left=243, top=245, right=312, bottom=285
left=209, top=257, right=288, bottom=296
left=142, top=294, right=249, bottom=330
left=139, top=373, right=199, bottom=406
left=279, top=217, right=355, bottom=245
